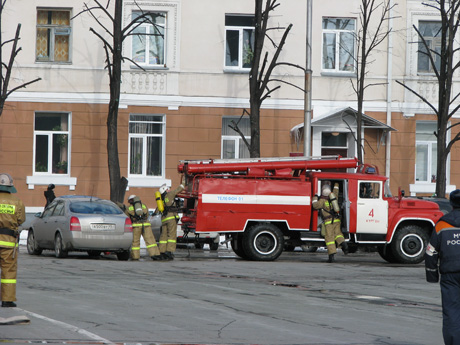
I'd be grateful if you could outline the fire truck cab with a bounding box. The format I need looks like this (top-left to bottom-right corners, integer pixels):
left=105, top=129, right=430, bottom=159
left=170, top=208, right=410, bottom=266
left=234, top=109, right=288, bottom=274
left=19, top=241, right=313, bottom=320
left=177, top=156, right=443, bottom=263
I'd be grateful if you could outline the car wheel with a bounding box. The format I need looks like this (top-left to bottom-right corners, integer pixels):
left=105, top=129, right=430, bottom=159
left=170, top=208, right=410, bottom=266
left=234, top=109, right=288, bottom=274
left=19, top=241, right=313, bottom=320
left=54, top=233, right=68, bottom=258
left=116, top=251, right=130, bottom=261
left=242, top=223, right=284, bottom=261
left=300, top=245, right=318, bottom=252
left=87, top=250, right=102, bottom=257
left=27, top=230, right=42, bottom=255
left=231, top=233, right=249, bottom=259
left=390, top=225, right=428, bottom=264
left=209, top=241, right=219, bottom=251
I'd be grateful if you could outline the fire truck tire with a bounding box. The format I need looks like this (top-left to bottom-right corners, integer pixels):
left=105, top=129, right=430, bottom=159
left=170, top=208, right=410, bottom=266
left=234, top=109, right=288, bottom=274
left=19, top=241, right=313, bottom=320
left=243, top=223, right=284, bottom=261
left=377, top=245, right=398, bottom=263
left=390, top=225, right=429, bottom=264
left=231, top=234, right=249, bottom=259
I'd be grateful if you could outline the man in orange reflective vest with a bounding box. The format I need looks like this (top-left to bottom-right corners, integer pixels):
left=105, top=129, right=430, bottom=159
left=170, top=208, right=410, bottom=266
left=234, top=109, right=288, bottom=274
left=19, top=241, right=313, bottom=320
left=126, top=195, right=162, bottom=261
left=159, top=184, right=184, bottom=260
left=0, top=173, right=25, bottom=307
left=312, top=182, right=348, bottom=263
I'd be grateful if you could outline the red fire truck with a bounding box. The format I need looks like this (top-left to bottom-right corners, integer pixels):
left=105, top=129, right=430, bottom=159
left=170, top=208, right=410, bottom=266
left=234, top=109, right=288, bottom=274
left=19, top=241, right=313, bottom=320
left=177, top=156, right=443, bottom=263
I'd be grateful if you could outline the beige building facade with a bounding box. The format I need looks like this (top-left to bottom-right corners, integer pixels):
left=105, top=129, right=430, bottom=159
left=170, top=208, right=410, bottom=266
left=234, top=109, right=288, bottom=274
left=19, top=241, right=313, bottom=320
left=1, top=0, right=459, bottom=212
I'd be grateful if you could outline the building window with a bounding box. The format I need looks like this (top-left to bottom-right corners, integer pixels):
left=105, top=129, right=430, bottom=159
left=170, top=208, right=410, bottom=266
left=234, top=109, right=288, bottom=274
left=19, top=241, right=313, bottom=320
left=322, top=18, right=356, bottom=73
left=132, top=12, right=166, bottom=66
left=416, top=122, right=437, bottom=183
left=222, top=117, right=251, bottom=159
left=128, top=115, right=165, bottom=177
left=321, top=132, right=348, bottom=157
left=36, top=9, right=71, bottom=63
left=224, top=15, right=255, bottom=70
left=34, top=112, right=70, bottom=175
left=417, top=21, right=442, bottom=74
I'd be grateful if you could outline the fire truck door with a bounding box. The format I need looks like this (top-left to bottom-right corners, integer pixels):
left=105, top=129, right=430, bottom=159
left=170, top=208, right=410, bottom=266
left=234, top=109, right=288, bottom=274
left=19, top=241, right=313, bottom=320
left=356, top=181, right=388, bottom=234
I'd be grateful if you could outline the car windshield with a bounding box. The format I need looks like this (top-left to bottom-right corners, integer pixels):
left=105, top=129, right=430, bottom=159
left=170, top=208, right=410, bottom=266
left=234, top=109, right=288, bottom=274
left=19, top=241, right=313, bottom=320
left=70, top=201, right=122, bottom=215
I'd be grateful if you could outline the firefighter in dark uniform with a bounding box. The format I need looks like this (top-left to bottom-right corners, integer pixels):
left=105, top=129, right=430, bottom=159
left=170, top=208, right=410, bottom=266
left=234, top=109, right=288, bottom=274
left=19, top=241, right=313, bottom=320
left=125, top=195, right=162, bottom=261
left=158, top=183, right=184, bottom=260
left=312, top=182, right=348, bottom=263
left=425, top=189, right=460, bottom=345
left=0, top=173, right=25, bottom=307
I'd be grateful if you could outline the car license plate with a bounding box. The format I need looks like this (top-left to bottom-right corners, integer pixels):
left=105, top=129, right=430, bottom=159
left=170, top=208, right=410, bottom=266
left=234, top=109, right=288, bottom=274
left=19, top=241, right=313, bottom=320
left=91, top=223, right=115, bottom=231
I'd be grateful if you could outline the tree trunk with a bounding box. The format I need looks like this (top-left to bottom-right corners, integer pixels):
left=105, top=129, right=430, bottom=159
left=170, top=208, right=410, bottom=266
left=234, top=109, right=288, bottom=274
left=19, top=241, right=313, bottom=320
left=107, top=0, right=123, bottom=203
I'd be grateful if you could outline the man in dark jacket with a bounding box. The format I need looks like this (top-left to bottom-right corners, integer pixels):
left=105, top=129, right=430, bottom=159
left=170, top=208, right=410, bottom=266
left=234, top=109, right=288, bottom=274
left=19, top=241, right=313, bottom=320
left=425, top=189, right=460, bottom=345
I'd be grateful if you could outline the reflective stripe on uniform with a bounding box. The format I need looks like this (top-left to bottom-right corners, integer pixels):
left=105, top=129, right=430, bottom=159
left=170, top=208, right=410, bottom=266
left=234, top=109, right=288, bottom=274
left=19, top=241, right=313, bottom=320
left=326, top=241, right=335, bottom=246
left=133, top=223, right=151, bottom=227
left=159, top=241, right=167, bottom=244
left=162, top=216, right=178, bottom=223
left=131, top=247, right=140, bottom=251
left=0, top=241, right=15, bottom=247
left=146, top=243, right=158, bottom=248
left=168, top=239, right=176, bottom=243
left=335, top=235, right=344, bottom=240
left=1, top=279, right=16, bottom=284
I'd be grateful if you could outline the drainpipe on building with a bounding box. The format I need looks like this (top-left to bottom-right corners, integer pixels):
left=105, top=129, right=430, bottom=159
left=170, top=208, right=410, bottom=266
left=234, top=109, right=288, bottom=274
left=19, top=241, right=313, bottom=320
left=385, top=0, right=394, bottom=179
left=304, top=0, right=312, bottom=157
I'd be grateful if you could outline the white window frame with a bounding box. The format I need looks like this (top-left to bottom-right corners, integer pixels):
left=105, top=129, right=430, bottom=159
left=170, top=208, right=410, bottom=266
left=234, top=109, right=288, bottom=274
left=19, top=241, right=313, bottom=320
left=36, top=8, right=72, bottom=63
left=131, top=11, right=167, bottom=68
left=33, top=112, right=71, bottom=176
left=417, top=20, right=442, bottom=74
left=321, top=17, right=356, bottom=75
left=221, top=116, right=251, bottom=159
left=410, top=121, right=455, bottom=195
left=27, top=112, right=76, bottom=190
left=224, top=15, right=255, bottom=72
left=415, top=121, right=438, bottom=184
left=127, top=114, right=170, bottom=188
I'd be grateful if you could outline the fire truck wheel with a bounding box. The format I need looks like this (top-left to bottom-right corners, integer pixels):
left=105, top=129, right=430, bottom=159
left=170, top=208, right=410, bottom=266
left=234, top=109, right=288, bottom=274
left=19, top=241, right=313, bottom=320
left=243, top=223, right=284, bottom=261
left=377, top=245, right=398, bottom=263
left=390, top=225, right=428, bottom=264
left=231, top=234, right=250, bottom=259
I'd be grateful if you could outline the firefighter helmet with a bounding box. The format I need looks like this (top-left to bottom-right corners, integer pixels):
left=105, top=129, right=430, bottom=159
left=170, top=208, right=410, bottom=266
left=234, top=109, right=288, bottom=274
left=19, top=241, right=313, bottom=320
left=159, top=184, right=168, bottom=194
left=128, top=195, right=136, bottom=203
left=0, top=173, right=17, bottom=193
left=321, top=184, right=331, bottom=197
left=450, top=189, right=460, bottom=209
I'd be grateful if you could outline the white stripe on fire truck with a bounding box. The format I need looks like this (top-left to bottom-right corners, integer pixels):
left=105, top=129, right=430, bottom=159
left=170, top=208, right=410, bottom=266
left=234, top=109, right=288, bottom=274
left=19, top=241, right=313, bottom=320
left=202, top=194, right=310, bottom=205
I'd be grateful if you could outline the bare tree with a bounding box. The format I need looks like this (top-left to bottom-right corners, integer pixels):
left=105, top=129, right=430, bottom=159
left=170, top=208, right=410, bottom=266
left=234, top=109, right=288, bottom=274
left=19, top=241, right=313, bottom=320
left=76, top=0, right=163, bottom=202
left=396, top=0, right=460, bottom=197
left=352, top=0, right=394, bottom=164
left=0, top=0, right=41, bottom=117
left=230, top=0, right=304, bottom=158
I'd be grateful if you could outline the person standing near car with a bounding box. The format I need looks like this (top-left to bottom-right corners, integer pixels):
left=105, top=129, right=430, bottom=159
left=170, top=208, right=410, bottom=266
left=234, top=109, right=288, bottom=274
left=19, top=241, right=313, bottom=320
left=0, top=173, right=25, bottom=307
left=44, top=184, right=56, bottom=208
left=425, top=189, right=460, bottom=345
left=125, top=195, right=163, bottom=261
left=158, top=183, right=184, bottom=260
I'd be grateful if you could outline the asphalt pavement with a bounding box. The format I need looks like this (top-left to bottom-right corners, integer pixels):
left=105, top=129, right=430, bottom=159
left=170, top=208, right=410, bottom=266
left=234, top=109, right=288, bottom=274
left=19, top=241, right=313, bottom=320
left=0, top=240, right=444, bottom=345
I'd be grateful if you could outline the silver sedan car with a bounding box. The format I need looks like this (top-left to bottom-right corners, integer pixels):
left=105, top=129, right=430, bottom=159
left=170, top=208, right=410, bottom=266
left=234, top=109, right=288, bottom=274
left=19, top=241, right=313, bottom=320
left=26, top=196, right=133, bottom=260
